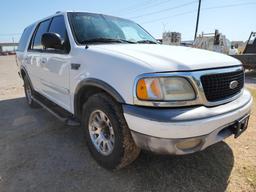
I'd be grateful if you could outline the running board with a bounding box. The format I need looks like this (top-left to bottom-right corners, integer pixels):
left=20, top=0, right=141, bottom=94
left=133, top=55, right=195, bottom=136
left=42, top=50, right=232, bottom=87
left=31, top=93, right=80, bottom=126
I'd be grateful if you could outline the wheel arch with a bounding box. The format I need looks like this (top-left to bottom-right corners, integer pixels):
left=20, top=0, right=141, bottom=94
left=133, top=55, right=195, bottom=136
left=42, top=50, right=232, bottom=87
left=20, top=66, right=27, bottom=79
left=74, top=78, right=125, bottom=119
left=20, top=66, right=35, bottom=90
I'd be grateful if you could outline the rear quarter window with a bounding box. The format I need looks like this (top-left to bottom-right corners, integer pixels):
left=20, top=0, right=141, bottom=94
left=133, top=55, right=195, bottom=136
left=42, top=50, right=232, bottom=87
left=17, top=25, right=35, bottom=52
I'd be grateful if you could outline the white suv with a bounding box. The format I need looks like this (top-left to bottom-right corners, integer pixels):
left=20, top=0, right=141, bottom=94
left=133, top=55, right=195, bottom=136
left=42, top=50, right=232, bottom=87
left=16, top=11, right=253, bottom=170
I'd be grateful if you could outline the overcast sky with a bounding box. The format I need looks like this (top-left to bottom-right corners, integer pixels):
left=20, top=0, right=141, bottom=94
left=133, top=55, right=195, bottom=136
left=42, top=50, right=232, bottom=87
left=0, top=0, right=255, bottom=43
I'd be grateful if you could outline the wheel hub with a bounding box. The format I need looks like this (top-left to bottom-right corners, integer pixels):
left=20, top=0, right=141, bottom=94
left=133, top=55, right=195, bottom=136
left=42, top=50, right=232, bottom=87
left=88, top=110, right=115, bottom=156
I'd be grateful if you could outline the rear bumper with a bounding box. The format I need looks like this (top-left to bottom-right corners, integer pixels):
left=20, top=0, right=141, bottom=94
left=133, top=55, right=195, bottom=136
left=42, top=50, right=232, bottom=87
left=123, top=89, right=253, bottom=155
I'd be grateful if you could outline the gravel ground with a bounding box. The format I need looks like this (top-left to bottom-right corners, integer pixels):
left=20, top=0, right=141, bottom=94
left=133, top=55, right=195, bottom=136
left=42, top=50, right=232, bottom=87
left=0, top=56, right=255, bottom=192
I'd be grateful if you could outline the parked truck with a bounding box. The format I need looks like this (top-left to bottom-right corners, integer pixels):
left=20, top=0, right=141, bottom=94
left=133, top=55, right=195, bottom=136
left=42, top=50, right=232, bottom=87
left=16, top=11, right=252, bottom=170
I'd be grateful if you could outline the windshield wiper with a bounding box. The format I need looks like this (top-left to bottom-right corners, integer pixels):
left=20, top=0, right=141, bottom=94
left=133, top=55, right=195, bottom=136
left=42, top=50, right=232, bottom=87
left=136, top=40, right=157, bottom=44
left=119, top=39, right=137, bottom=44
left=81, top=38, right=136, bottom=44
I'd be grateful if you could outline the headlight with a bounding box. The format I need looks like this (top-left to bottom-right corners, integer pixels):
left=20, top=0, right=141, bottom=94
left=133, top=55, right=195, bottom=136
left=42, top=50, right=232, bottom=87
left=136, top=77, right=196, bottom=101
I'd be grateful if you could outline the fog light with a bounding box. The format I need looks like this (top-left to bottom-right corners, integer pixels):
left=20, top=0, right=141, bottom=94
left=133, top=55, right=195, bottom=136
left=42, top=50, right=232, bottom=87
left=176, top=139, right=202, bottom=150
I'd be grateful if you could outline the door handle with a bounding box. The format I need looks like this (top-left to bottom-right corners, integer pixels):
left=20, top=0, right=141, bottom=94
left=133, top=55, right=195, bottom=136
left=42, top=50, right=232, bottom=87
left=71, top=63, right=81, bottom=70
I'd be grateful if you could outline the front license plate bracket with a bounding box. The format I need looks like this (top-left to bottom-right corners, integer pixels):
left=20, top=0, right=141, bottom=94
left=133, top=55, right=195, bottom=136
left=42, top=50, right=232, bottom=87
left=234, top=115, right=250, bottom=138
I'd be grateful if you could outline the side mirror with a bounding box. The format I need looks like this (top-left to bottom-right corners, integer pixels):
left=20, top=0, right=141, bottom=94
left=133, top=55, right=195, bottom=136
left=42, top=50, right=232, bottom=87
left=41, top=32, right=63, bottom=50
left=157, top=40, right=162, bottom=44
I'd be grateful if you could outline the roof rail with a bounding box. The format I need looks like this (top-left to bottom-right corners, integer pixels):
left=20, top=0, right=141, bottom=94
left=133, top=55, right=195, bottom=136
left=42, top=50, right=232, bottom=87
left=56, top=11, right=62, bottom=14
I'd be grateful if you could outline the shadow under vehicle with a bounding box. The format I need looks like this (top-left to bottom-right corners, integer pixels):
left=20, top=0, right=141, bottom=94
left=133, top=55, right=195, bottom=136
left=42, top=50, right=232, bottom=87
left=0, top=96, right=235, bottom=192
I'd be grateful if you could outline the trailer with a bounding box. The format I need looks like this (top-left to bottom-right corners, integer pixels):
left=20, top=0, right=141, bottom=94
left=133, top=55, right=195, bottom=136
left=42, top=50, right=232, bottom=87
left=231, top=32, right=256, bottom=70
left=193, top=30, right=230, bottom=54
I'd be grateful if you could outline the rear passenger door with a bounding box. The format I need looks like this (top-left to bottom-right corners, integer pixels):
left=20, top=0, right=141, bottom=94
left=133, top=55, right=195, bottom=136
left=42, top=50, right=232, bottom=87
left=28, top=15, right=72, bottom=112
left=16, top=24, right=35, bottom=72
left=26, top=19, right=51, bottom=93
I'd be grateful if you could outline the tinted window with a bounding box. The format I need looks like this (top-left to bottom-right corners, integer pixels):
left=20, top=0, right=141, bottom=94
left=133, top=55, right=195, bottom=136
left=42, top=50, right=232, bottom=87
left=17, top=25, right=34, bottom=52
left=32, top=19, right=51, bottom=50
left=48, top=16, right=70, bottom=52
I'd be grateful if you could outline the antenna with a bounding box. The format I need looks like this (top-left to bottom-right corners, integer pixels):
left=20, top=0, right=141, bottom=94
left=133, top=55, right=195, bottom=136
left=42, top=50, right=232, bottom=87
left=56, top=11, right=61, bottom=14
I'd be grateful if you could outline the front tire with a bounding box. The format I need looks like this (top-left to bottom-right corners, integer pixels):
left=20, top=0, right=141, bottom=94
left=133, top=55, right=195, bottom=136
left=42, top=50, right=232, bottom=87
left=82, top=93, right=140, bottom=170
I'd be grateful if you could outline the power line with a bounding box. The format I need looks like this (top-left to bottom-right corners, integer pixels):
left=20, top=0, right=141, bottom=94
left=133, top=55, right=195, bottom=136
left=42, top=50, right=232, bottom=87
left=121, top=0, right=174, bottom=14
left=203, top=1, right=256, bottom=11
left=129, top=1, right=197, bottom=19
left=2, top=1, right=256, bottom=39
left=140, top=1, right=256, bottom=25
left=111, top=0, right=157, bottom=13
left=141, top=10, right=196, bottom=24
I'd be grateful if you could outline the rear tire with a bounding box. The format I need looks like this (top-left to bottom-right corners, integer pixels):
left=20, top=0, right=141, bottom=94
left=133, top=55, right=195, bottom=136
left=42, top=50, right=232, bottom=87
left=23, top=76, right=41, bottom=108
left=82, top=93, right=140, bottom=170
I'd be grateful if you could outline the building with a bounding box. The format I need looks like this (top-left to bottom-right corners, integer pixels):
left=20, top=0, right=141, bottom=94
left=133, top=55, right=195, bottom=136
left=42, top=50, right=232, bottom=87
left=162, top=32, right=181, bottom=45
left=0, top=42, right=18, bottom=53
left=193, top=30, right=230, bottom=54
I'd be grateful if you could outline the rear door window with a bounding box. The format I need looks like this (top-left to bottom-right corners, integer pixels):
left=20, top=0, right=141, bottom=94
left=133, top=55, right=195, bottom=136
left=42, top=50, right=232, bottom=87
left=17, top=25, right=35, bottom=52
left=31, top=19, right=51, bottom=50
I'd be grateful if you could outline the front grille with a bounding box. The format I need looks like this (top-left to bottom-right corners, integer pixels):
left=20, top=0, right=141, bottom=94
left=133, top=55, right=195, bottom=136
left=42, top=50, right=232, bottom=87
left=201, top=70, right=244, bottom=102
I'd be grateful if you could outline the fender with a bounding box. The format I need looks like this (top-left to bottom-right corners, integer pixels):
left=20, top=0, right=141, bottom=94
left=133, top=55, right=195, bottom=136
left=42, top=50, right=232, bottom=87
left=20, top=65, right=28, bottom=78
left=20, top=66, right=35, bottom=90
left=74, top=78, right=125, bottom=117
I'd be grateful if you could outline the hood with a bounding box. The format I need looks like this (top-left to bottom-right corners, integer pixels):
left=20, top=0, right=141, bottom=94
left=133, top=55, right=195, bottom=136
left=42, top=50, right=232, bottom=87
left=91, top=44, right=241, bottom=72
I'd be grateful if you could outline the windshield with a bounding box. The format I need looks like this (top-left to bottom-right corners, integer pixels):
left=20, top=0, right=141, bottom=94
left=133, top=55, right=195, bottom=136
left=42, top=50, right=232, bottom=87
left=68, top=12, right=157, bottom=44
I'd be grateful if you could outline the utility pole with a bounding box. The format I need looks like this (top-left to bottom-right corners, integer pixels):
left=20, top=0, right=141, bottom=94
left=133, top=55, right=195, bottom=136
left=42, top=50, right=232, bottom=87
left=194, top=0, right=202, bottom=41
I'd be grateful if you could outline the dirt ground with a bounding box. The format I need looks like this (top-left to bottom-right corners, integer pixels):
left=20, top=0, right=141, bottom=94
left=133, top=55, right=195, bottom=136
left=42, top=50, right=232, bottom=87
left=0, top=56, right=255, bottom=192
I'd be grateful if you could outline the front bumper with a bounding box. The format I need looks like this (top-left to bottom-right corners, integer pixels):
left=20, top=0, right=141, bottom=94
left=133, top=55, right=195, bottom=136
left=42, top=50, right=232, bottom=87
left=123, top=89, right=253, bottom=155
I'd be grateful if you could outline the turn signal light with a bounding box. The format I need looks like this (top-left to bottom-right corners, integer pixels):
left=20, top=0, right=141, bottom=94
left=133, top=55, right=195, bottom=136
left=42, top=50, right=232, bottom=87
left=136, top=79, right=148, bottom=100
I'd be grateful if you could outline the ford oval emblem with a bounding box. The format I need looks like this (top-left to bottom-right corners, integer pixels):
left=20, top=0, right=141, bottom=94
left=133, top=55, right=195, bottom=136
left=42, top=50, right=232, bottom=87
left=229, top=80, right=239, bottom=89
